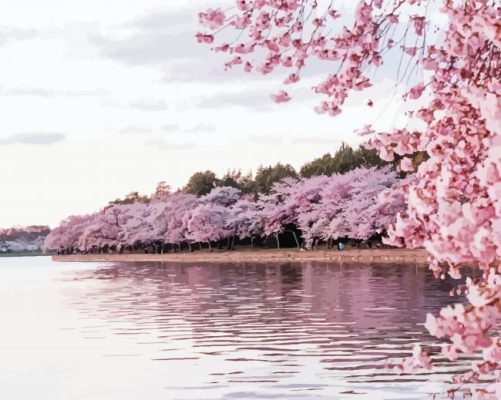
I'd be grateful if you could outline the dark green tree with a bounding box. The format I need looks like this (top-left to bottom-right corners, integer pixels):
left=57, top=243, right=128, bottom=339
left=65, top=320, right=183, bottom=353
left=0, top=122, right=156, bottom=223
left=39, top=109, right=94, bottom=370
left=254, top=163, right=298, bottom=193
left=299, top=153, right=333, bottom=178
left=300, top=143, right=391, bottom=178
left=218, top=169, right=255, bottom=193
left=183, top=170, right=219, bottom=196
left=352, top=146, right=388, bottom=169
left=109, top=191, right=150, bottom=205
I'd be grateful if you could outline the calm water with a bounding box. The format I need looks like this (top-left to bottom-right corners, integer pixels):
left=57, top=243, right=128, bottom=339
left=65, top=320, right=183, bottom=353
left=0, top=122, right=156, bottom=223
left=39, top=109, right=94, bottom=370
left=0, top=257, right=470, bottom=400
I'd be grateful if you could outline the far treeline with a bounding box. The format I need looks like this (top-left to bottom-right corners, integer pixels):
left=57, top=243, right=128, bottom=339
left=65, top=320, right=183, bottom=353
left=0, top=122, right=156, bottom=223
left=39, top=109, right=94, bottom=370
left=111, top=143, right=424, bottom=204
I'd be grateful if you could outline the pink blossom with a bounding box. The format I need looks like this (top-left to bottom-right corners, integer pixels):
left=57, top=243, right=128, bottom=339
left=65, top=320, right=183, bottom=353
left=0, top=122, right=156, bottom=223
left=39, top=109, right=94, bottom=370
left=412, top=16, right=425, bottom=36
left=400, top=157, right=414, bottom=172
left=404, top=46, right=418, bottom=56
left=195, top=33, right=214, bottom=44
left=284, top=73, right=299, bottom=84
left=199, top=8, right=226, bottom=30
left=408, top=83, right=426, bottom=99
left=388, top=14, right=399, bottom=24
left=271, top=90, right=291, bottom=103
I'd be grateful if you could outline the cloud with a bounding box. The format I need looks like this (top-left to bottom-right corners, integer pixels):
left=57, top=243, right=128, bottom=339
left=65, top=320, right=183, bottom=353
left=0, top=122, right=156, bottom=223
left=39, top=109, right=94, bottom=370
left=160, top=57, right=270, bottom=84
left=0, top=87, right=110, bottom=98
left=0, top=28, right=38, bottom=46
left=118, top=126, right=152, bottom=135
left=196, top=90, right=273, bottom=111
left=130, top=7, right=198, bottom=31
left=87, top=5, right=259, bottom=84
left=248, top=134, right=283, bottom=145
left=162, top=124, right=179, bottom=132
left=0, top=132, right=65, bottom=146
left=194, top=83, right=318, bottom=111
left=145, top=138, right=194, bottom=151
left=89, top=28, right=199, bottom=66
left=290, top=136, right=338, bottom=145
left=129, top=98, right=168, bottom=111
left=184, top=123, right=215, bottom=133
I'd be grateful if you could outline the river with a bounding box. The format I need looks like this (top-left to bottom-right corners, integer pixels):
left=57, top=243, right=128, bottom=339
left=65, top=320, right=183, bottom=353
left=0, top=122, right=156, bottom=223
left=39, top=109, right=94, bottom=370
left=0, top=256, right=470, bottom=399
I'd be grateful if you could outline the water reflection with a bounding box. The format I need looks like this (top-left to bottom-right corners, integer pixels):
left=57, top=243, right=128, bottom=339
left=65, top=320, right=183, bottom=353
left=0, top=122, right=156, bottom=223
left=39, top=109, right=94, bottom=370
left=58, top=262, right=468, bottom=399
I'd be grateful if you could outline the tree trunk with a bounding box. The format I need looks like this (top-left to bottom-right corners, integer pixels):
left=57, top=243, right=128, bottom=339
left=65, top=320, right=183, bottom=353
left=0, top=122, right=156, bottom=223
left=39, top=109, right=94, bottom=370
left=208, top=241, right=212, bottom=252
left=288, top=230, right=300, bottom=248
left=275, top=233, right=280, bottom=249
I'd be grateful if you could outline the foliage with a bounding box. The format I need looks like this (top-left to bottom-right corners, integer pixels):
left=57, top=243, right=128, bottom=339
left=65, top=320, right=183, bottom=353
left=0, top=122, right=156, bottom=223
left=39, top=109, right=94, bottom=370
left=254, top=162, right=298, bottom=193
left=197, top=0, right=501, bottom=396
left=183, top=170, right=219, bottom=196
left=109, top=191, right=150, bottom=206
left=44, top=167, right=405, bottom=253
left=300, top=143, right=388, bottom=178
left=0, top=225, right=51, bottom=253
left=152, top=181, right=171, bottom=199
left=219, top=169, right=255, bottom=193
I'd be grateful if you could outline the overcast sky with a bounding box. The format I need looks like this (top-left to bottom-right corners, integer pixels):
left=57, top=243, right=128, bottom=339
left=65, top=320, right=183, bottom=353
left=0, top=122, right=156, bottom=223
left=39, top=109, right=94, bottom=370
left=0, top=0, right=413, bottom=228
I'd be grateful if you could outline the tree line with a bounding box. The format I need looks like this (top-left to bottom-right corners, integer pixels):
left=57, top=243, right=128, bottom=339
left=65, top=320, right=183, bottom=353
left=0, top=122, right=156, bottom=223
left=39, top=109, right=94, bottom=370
left=111, top=143, right=419, bottom=205
left=44, top=166, right=406, bottom=254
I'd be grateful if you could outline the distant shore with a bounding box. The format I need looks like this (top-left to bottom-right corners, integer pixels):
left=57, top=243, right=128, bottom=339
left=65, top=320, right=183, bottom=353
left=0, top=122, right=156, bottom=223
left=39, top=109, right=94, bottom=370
left=52, top=248, right=428, bottom=265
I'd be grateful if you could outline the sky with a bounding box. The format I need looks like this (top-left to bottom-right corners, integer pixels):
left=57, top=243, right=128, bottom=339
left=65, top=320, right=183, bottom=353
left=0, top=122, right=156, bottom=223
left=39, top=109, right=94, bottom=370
left=0, top=0, right=414, bottom=228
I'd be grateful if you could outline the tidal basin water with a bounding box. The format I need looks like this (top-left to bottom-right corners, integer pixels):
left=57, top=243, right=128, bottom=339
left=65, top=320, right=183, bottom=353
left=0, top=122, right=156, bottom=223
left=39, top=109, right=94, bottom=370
left=0, top=257, right=470, bottom=400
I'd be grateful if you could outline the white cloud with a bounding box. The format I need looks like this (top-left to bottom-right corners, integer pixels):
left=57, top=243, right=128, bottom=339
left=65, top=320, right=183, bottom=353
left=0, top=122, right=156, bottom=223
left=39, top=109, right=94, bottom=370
left=184, top=123, right=216, bottom=133
left=162, top=124, right=179, bottom=132
left=248, top=134, right=283, bottom=145
left=0, top=86, right=110, bottom=98
left=0, top=27, right=38, bottom=46
left=129, top=98, right=168, bottom=111
left=0, top=132, right=65, bottom=145
left=290, top=136, right=338, bottom=145
left=145, top=138, right=195, bottom=151
left=118, top=126, right=152, bottom=135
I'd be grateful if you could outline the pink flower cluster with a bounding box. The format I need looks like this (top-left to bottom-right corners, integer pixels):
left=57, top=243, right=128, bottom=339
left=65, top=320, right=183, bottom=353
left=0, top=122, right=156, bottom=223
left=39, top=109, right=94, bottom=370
left=198, top=8, right=226, bottom=30
left=197, top=0, right=500, bottom=395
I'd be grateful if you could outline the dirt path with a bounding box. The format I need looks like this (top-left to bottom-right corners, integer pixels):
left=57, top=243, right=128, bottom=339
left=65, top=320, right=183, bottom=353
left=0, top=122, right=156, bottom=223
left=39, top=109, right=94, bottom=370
left=53, top=248, right=428, bottom=265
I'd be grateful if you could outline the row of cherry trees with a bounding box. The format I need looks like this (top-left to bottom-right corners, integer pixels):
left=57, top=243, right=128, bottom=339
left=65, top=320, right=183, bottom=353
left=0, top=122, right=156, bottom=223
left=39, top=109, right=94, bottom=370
left=196, top=0, right=500, bottom=397
left=44, top=167, right=405, bottom=253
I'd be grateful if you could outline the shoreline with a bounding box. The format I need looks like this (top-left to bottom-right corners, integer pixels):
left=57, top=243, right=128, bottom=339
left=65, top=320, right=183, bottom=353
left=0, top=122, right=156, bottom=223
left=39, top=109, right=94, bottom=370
left=52, top=248, right=429, bottom=265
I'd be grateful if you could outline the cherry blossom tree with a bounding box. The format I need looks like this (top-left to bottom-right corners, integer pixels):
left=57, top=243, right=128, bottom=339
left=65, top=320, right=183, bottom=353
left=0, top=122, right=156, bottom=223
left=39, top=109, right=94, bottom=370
left=292, top=167, right=403, bottom=248
left=77, top=205, right=128, bottom=252
left=257, top=177, right=300, bottom=248
left=44, top=214, right=98, bottom=253
left=186, top=203, right=232, bottom=251
left=201, top=186, right=242, bottom=207
left=226, top=196, right=264, bottom=246
left=120, top=202, right=162, bottom=250
left=197, top=0, right=500, bottom=396
left=288, top=175, right=330, bottom=247
left=150, top=192, right=198, bottom=250
left=0, top=225, right=50, bottom=253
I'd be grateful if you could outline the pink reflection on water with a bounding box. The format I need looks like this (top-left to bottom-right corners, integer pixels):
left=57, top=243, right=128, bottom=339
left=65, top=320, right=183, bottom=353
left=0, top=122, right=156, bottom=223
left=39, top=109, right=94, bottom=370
left=0, top=258, right=471, bottom=399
